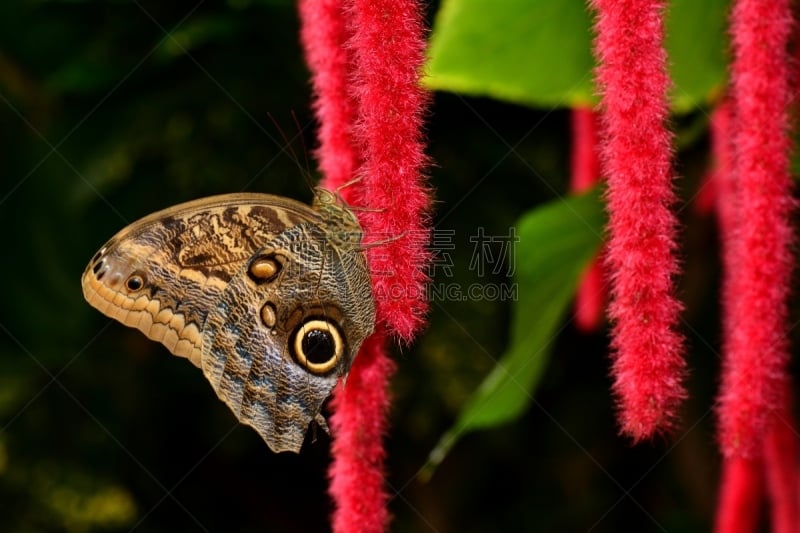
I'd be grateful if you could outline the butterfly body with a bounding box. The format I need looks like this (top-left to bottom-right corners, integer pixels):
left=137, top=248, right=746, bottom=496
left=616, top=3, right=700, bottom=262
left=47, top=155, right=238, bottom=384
left=82, top=189, right=375, bottom=453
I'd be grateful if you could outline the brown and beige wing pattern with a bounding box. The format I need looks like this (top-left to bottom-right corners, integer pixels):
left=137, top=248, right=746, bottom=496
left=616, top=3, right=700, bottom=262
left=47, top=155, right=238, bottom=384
left=82, top=193, right=315, bottom=367
left=81, top=189, right=376, bottom=453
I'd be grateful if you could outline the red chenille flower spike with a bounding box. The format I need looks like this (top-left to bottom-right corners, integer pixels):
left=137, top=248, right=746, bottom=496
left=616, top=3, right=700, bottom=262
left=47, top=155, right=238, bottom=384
left=570, top=107, right=605, bottom=333
left=591, top=0, right=686, bottom=439
left=346, top=0, right=432, bottom=341
left=299, top=0, right=360, bottom=189
left=695, top=99, right=734, bottom=216
left=299, top=0, right=430, bottom=531
left=717, top=0, right=794, bottom=459
left=327, top=335, right=395, bottom=533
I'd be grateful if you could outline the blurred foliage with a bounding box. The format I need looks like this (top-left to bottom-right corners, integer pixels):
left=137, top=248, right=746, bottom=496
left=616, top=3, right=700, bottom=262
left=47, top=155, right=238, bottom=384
left=0, top=0, right=765, bottom=532
left=423, top=187, right=606, bottom=477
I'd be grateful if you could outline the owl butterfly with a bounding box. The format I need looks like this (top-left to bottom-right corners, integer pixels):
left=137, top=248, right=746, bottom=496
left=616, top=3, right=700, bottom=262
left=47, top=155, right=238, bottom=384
left=81, top=188, right=375, bottom=453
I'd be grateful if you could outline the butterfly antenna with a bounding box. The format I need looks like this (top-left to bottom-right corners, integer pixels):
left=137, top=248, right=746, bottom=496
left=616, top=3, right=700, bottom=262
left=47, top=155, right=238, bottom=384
left=335, top=175, right=364, bottom=197
left=291, top=110, right=316, bottom=186
left=347, top=204, right=384, bottom=213
left=266, top=112, right=317, bottom=194
left=361, top=230, right=409, bottom=250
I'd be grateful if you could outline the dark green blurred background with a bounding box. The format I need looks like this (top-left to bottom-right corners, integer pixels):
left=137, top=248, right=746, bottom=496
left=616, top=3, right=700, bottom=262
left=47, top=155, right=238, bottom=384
left=0, top=1, right=729, bottom=531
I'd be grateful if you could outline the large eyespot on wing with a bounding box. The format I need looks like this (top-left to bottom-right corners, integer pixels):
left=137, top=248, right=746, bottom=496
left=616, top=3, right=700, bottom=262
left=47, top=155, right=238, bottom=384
left=290, top=318, right=346, bottom=375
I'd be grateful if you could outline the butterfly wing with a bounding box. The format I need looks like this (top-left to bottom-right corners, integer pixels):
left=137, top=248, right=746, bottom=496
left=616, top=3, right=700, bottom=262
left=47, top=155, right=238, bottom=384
left=82, top=190, right=375, bottom=453
left=81, top=193, right=318, bottom=366
left=201, top=222, right=375, bottom=453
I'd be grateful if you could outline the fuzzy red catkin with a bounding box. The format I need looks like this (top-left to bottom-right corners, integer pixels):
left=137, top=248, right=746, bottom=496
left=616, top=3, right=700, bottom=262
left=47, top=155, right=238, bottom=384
left=716, top=0, right=794, bottom=459
left=592, top=0, right=686, bottom=439
left=694, top=100, right=734, bottom=216
left=299, top=0, right=430, bottom=531
left=570, top=108, right=605, bottom=333
left=347, top=0, right=432, bottom=341
left=327, top=334, right=395, bottom=533
left=299, top=0, right=360, bottom=190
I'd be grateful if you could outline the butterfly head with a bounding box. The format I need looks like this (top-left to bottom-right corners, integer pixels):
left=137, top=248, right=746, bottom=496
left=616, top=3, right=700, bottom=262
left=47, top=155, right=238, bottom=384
left=311, top=187, right=364, bottom=249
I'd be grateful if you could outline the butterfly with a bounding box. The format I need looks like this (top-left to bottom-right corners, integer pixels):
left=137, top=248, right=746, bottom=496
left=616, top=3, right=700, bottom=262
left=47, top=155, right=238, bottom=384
left=81, top=188, right=375, bottom=453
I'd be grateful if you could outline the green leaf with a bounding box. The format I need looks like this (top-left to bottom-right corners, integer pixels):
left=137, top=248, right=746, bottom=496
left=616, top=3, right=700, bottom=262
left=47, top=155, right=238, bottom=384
left=421, top=187, right=606, bottom=479
left=424, top=0, right=729, bottom=113
left=666, top=0, right=729, bottom=113
left=425, top=0, right=596, bottom=108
